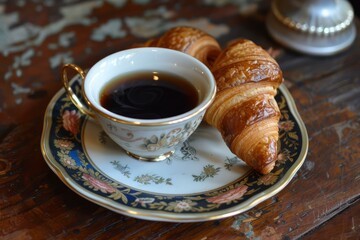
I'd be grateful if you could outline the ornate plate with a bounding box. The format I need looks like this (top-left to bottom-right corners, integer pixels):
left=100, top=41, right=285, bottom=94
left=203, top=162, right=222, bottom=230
left=41, top=77, right=308, bottom=222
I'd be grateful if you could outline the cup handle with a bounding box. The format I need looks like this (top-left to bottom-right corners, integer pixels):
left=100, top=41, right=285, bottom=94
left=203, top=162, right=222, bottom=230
left=62, top=63, right=96, bottom=118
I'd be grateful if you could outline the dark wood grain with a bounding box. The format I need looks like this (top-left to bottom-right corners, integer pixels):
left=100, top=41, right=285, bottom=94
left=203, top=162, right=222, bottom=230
left=303, top=199, right=360, bottom=239
left=1, top=1, right=359, bottom=239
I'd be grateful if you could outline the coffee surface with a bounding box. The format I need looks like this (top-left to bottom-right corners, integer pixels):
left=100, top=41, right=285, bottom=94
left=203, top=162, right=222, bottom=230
left=100, top=71, right=199, bottom=119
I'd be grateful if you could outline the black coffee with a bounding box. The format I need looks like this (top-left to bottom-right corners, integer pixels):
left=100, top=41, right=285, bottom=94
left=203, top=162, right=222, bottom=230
left=100, top=71, right=199, bottom=119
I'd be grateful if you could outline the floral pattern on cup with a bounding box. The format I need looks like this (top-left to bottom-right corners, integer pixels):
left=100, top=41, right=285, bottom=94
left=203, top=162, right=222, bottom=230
left=143, top=117, right=203, bottom=151
left=100, top=114, right=204, bottom=158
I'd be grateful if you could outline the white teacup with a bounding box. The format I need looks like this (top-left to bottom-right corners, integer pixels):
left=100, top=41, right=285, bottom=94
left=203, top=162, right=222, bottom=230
left=62, top=47, right=216, bottom=161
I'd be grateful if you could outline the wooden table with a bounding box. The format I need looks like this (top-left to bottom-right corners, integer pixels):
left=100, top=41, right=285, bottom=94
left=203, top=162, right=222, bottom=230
left=1, top=1, right=359, bottom=239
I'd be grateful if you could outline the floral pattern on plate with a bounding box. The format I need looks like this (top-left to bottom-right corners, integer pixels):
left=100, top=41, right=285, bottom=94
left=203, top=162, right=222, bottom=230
left=42, top=79, right=308, bottom=221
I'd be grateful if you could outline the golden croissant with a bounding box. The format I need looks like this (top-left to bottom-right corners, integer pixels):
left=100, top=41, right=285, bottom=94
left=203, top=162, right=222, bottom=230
left=205, top=39, right=283, bottom=174
left=135, top=28, right=282, bottom=174
left=133, top=26, right=221, bottom=67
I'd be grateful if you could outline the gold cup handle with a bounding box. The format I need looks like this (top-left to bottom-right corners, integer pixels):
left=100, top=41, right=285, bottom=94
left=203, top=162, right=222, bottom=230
left=62, top=63, right=96, bottom=118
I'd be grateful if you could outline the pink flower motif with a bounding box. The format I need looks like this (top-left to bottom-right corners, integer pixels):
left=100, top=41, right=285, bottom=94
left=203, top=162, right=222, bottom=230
left=82, top=173, right=116, bottom=194
left=62, top=110, right=81, bottom=135
left=207, top=185, right=248, bottom=204
left=278, top=120, right=294, bottom=131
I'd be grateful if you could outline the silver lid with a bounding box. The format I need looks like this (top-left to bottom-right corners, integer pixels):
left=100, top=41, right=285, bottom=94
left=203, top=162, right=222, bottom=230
left=266, top=0, right=356, bottom=56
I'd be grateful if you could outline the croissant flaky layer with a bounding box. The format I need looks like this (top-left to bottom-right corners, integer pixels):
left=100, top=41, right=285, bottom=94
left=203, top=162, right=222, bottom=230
left=205, top=39, right=283, bottom=174
left=133, top=26, right=221, bottom=67
left=211, top=39, right=283, bottom=91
